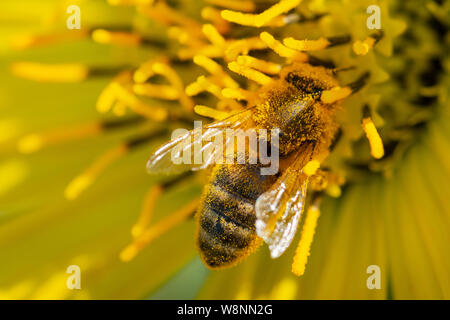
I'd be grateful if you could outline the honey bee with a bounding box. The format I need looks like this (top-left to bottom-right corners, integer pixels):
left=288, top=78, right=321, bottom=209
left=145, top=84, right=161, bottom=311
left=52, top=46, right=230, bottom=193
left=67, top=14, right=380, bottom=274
left=147, top=62, right=360, bottom=268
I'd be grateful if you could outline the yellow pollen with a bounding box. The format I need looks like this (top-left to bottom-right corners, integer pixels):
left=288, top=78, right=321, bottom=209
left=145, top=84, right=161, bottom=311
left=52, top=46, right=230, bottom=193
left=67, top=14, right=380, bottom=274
left=133, top=84, right=179, bottom=100
left=194, top=55, right=239, bottom=89
left=320, top=86, right=352, bottom=104
left=283, top=37, right=331, bottom=51
left=194, top=105, right=230, bottom=120
left=303, top=160, right=320, bottom=176
left=120, top=198, right=200, bottom=262
left=259, top=32, right=308, bottom=61
left=64, top=145, right=128, bottom=200
left=228, top=61, right=273, bottom=86
left=362, top=117, right=385, bottom=159
left=205, top=0, right=255, bottom=12
left=132, top=185, right=163, bottom=238
left=236, top=55, right=282, bottom=74
left=11, top=62, right=88, bottom=83
left=292, top=205, right=320, bottom=276
left=221, top=0, right=302, bottom=27
left=92, top=29, right=141, bottom=46
left=352, top=37, right=376, bottom=55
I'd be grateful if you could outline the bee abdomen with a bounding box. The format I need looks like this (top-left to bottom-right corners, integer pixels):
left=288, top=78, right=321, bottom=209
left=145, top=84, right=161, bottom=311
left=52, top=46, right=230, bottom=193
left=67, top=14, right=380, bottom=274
left=196, top=164, right=275, bottom=268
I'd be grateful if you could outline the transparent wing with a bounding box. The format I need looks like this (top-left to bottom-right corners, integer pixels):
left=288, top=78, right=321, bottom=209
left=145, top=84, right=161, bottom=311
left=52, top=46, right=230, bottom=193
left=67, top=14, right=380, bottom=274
left=255, top=152, right=310, bottom=259
left=147, top=109, right=254, bottom=175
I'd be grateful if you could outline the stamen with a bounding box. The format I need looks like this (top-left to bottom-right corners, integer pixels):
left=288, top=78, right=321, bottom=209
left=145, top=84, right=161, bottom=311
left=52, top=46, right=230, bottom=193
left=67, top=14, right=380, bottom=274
left=201, top=7, right=230, bottom=34
left=221, top=0, right=302, bottom=27
left=131, top=185, right=163, bottom=238
left=353, top=38, right=375, bottom=56
left=225, top=37, right=267, bottom=61
left=228, top=61, right=273, bottom=86
left=202, top=24, right=226, bottom=47
left=133, top=56, right=168, bottom=83
left=133, top=84, right=179, bottom=100
left=236, top=55, right=282, bottom=74
left=11, top=62, right=88, bottom=83
left=17, top=123, right=101, bottom=154
left=178, top=45, right=223, bottom=60
left=292, top=205, right=320, bottom=276
left=194, top=105, right=230, bottom=120
left=222, top=88, right=256, bottom=101
left=110, top=82, right=169, bottom=121
left=64, top=145, right=128, bottom=200
left=186, top=76, right=223, bottom=98
left=259, top=32, right=308, bottom=61
left=11, top=30, right=87, bottom=50
left=362, top=117, right=384, bottom=159
left=193, top=55, right=239, bottom=88
left=320, top=86, right=352, bottom=104
left=151, top=62, right=194, bottom=111
left=283, top=37, right=330, bottom=51
left=205, top=0, right=255, bottom=12
left=168, top=26, right=204, bottom=47
left=92, top=29, right=141, bottom=46
left=108, top=0, right=154, bottom=5
left=120, top=198, right=200, bottom=262
left=303, top=160, right=320, bottom=176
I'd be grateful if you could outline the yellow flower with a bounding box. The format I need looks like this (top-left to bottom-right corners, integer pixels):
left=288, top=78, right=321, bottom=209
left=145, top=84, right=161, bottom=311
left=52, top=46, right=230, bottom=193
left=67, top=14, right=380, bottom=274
left=0, top=0, right=448, bottom=299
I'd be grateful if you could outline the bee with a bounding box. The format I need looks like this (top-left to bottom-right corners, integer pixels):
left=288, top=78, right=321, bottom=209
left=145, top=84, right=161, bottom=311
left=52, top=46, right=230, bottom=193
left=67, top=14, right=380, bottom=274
left=147, top=62, right=360, bottom=269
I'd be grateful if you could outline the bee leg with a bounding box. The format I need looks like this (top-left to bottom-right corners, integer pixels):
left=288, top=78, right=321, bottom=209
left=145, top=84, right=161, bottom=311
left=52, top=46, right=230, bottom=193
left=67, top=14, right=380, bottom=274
left=64, top=129, right=168, bottom=200
left=361, top=105, right=384, bottom=159
left=120, top=197, right=200, bottom=262
left=292, top=199, right=322, bottom=276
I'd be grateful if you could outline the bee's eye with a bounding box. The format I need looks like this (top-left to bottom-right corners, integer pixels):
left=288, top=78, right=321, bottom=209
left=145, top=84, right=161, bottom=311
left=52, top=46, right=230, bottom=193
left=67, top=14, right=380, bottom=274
left=285, top=72, right=323, bottom=96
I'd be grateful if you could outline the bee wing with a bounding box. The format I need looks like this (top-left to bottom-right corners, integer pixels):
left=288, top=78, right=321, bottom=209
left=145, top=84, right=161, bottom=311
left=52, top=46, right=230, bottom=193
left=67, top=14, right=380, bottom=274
left=255, top=154, right=309, bottom=259
left=147, top=109, right=254, bottom=175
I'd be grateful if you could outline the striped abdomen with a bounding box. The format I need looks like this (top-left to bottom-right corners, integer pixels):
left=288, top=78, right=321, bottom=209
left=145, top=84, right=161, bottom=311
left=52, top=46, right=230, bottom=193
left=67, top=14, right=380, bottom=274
left=196, top=163, right=276, bottom=268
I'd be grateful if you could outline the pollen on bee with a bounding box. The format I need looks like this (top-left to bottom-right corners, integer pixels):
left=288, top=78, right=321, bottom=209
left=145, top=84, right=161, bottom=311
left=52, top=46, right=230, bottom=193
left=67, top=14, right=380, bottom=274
left=362, top=117, right=385, bottom=159
left=292, top=205, right=320, bottom=276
